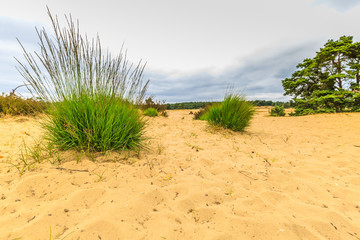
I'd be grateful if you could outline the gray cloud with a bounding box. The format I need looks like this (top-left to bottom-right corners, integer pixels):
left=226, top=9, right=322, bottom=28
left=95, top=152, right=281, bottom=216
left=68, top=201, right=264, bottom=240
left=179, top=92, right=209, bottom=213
left=314, top=0, right=360, bottom=12
left=0, top=48, right=24, bottom=94
left=0, top=15, right=325, bottom=103
left=2, top=36, right=322, bottom=102
left=145, top=41, right=322, bottom=103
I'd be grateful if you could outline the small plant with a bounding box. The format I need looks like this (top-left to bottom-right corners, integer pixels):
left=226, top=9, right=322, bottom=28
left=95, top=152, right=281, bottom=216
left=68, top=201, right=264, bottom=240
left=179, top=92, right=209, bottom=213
left=50, top=151, right=62, bottom=165
left=165, top=173, right=173, bottom=180
left=157, top=143, right=164, bottom=154
left=190, top=132, right=198, bottom=138
left=10, top=138, right=49, bottom=176
left=5, top=155, right=34, bottom=177
left=3, top=142, right=39, bottom=177
left=93, top=170, right=106, bottom=182
left=201, top=94, right=254, bottom=132
left=186, top=143, right=203, bottom=151
left=270, top=105, right=286, bottom=116
left=161, top=111, right=168, bottom=117
left=143, top=107, right=158, bottom=117
left=1, top=139, right=68, bottom=176
left=27, top=138, right=46, bottom=163
left=49, top=226, right=72, bottom=240
left=225, top=187, right=233, bottom=196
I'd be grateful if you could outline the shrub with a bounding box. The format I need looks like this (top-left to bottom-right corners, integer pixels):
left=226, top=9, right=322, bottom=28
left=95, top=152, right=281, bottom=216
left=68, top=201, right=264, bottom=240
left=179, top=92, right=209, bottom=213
left=16, top=8, right=148, bottom=153
left=0, top=94, right=47, bottom=116
left=141, top=97, right=167, bottom=112
left=202, top=94, right=254, bottom=131
left=143, top=107, right=158, bottom=117
left=270, top=105, right=286, bottom=116
left=161, top=110, right=168, bottom=117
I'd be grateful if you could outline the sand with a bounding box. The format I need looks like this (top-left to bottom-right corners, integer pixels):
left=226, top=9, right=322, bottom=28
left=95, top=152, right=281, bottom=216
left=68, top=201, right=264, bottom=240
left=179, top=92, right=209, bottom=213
left=0, top=108, right=360, bottom=239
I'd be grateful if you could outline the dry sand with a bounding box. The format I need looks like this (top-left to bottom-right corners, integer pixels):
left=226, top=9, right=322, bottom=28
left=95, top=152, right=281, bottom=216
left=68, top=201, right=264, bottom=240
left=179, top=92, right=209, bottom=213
left=0, top=108, right=360, bottom=239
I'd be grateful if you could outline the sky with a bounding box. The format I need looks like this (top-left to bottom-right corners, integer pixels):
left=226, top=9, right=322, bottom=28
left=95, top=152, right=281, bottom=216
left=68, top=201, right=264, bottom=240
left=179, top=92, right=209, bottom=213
left=1, top=0, right=360, bottom=102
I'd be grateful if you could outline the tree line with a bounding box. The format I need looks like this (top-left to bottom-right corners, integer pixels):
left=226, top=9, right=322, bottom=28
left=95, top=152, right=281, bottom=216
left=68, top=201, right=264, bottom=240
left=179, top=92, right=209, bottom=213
left=166, top=100, right=290, bottom=110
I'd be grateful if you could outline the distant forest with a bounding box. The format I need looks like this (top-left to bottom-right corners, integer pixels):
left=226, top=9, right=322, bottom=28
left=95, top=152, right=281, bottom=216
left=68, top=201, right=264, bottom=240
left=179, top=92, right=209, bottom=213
left=166, top=100, right=291, bottom=110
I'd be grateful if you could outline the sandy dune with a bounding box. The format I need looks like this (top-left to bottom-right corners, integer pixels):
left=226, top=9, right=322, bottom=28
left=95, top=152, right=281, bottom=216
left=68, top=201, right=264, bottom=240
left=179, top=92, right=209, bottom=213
left=0, top=108, right=360, bottom=239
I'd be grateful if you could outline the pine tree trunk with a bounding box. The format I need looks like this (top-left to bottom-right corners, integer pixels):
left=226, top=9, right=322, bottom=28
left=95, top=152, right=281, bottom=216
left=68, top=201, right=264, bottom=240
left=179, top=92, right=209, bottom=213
left=336, top=56, right=342, bottom=89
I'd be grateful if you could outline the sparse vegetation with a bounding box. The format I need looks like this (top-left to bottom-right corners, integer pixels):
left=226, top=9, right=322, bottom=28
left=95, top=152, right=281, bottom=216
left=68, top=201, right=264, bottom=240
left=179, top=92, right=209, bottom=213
left=0, top=93, right=47, bottom=116
left=1, top=138, right=47, bottom=176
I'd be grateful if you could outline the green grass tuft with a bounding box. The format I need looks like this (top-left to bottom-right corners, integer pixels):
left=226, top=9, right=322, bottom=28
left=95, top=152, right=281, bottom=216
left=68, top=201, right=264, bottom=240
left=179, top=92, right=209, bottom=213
left=143, top=107, right=158, bottom=117
left=44, top=95, right=145, bottom=152
left=201, top=94, right=254, bottom=131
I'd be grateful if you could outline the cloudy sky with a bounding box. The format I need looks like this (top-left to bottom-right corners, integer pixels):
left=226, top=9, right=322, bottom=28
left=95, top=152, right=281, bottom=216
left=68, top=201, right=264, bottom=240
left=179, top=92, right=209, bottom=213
left=1, top=0, right=360, bottom=102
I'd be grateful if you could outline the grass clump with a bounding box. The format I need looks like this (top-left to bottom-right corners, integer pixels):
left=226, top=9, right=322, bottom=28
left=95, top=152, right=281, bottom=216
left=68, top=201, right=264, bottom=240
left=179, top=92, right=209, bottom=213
left=143, top=107, right=158, bottom=117
left=201, top=94, right=254, bottom=131
left=16, top=8, right=148, bottom=153
left=45, top=96, right=145, bottom=152
left=270, top=105, right=286, bottom=116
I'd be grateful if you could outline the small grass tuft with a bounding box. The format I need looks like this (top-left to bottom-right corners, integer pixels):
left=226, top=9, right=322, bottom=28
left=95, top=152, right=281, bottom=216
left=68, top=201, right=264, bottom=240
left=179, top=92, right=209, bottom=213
left=143, top=107, right=158, bottom=117
left=201, top=94, right=254, bottom=132
left=93, top=170, right=106, bottom=182
left=157, top=143, right=165, bottom=154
